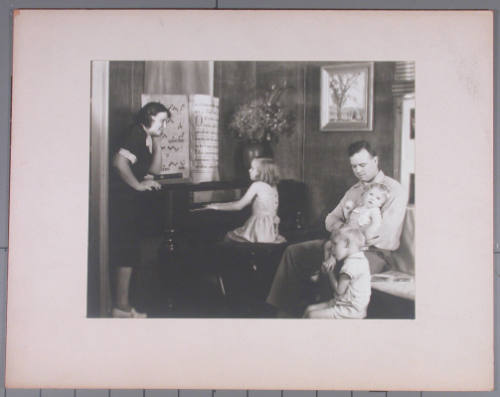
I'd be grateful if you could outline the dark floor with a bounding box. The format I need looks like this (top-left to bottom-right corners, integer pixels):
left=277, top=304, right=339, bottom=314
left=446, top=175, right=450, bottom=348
left=127, top=237, right=415, bottom=320
left=129, top=241, right=282, bottom=318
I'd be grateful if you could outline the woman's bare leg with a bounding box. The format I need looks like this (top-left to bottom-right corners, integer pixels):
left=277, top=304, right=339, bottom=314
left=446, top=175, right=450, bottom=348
left=115, top=266, right=133, bottom=311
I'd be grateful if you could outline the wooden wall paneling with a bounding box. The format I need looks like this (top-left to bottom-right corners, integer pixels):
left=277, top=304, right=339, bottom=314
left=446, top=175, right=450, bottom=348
left=145, top=61, right=212, bottom=95
left=303, top=62, right=396, bottom=228
left=297, top=64, right=307, bottom=182
left=254, top=62, right=305, bottom=181
left=303, top=62, right=351, bottom=229
left=108, top=61, right=145, bottom=155
left=214, top=61, right=257, bottom=181
left=392, top=96, right=403, bottom=182
left=371, top=62, right=396, bottom=179
left=318, top=392, right=351, bottom=397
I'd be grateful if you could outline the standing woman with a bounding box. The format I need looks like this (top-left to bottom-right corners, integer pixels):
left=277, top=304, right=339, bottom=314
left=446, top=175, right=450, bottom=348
left=109, top=102, right=170, bottom=318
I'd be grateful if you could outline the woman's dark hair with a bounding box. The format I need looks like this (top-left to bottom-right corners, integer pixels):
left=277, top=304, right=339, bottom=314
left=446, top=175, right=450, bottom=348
left=136, top=102, right=170, bottom=128
left=348, top=140, right=377, bottom=158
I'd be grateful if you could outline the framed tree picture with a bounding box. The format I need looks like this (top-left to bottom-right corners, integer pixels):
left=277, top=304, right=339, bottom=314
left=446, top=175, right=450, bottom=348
left=320, top=62, right=374, bottom=131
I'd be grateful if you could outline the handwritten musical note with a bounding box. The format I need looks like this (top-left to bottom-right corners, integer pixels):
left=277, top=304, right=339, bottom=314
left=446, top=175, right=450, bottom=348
left=167, top=103, right=186, bottom=113
left=169, top=132, right=185, bottom=143
left=142, top=94, right=220, bottom=182
left=142, top=94, right=191, bottom=179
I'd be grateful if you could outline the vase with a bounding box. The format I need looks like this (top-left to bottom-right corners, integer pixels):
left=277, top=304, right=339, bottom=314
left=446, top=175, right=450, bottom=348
left=238, top=139, right=274, bottom=178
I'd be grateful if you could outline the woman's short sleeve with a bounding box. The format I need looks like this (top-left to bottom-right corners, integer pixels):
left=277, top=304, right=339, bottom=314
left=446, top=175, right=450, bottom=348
left=118, top=127, right=144, bottom=164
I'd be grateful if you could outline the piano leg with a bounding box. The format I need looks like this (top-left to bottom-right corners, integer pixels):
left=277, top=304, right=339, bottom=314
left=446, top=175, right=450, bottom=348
left=164, top=228, right=176, bottom=253
left=163, top=189, right=176, bottom=252
left=217, top=275, right=226, bottom=297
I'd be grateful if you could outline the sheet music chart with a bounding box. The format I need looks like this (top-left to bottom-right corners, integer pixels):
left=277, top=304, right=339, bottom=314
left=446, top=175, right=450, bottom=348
left=141, top=94, right=191, bottom=179
left=189, top=94, right=220, bottom=183
left=141, top=94, right=219, bottom=182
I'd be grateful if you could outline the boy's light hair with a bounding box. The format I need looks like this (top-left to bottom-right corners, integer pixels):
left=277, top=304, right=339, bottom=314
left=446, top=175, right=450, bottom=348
left=253, top=157, right=280, bottom=186
left=331, top=226, right=366, bottom=250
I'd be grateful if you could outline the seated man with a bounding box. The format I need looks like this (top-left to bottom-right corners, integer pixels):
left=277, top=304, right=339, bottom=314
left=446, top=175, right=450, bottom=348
left=266, top=140, right=408, bottom=317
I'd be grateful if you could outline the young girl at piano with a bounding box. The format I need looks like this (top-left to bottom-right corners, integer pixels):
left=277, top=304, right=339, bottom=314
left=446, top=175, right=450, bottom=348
left=205, top=158, right=286, bottom=244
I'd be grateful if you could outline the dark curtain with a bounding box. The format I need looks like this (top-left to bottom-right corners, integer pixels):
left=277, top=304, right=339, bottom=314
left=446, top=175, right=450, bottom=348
left=144, top=61, right=212, bottom=94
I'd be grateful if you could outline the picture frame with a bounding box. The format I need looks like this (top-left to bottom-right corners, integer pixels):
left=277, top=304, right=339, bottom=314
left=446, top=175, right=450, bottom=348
left=320, top=62, right=374, bottom=131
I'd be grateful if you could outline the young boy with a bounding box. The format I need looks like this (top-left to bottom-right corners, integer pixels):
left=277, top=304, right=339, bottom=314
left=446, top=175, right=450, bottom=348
left=310, top=183, right=389, bottom=284
left=304, top=227, right=371, bottom=319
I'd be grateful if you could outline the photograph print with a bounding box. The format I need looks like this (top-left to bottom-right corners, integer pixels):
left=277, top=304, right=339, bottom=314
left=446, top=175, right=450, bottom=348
left=88, top=60, right=415, bottom=320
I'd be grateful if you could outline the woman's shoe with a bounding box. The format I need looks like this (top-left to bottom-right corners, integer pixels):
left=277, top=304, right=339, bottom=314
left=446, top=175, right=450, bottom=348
left=130, top=308, right=147, bottom=318
left=112, top=307, right=147, bottom=318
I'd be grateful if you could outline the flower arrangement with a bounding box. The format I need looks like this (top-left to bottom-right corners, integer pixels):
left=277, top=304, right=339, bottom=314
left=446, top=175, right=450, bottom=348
left=229, top=83, right=295, bottom=143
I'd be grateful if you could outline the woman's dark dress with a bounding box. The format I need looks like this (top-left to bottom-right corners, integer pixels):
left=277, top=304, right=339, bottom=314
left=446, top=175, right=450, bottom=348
left=109, top=124, right=157, bottom=268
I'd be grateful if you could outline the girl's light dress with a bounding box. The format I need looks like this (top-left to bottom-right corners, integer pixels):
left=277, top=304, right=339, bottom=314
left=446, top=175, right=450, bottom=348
left=226, top=181, right=286, bottom=244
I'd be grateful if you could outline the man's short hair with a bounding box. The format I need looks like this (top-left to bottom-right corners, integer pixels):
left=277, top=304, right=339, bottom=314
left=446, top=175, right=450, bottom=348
left=348, top=140, right=377, bottom=158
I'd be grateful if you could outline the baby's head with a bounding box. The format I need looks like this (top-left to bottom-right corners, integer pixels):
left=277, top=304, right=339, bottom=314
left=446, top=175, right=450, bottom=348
left=249, top=157, right=280, bottom=186
left=329, top=227, right=366, bottom=261
left=362, top=183, right=389, bottom=209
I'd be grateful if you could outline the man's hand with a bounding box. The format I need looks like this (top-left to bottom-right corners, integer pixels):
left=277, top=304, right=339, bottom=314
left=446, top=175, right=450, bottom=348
left=365, top=235, right=380, bottom=247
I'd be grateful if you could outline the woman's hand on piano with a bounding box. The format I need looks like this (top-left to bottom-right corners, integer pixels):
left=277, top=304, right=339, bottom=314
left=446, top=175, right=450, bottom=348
left=204, top=203, right=219, bottom=210
left=137, top=180, right=161, bottom=191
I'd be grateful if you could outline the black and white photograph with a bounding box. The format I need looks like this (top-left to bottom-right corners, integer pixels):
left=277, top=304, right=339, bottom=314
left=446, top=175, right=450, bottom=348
left=6, top=9, right=493, bottom=389
left=88, top=60, right=416, bottom=319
